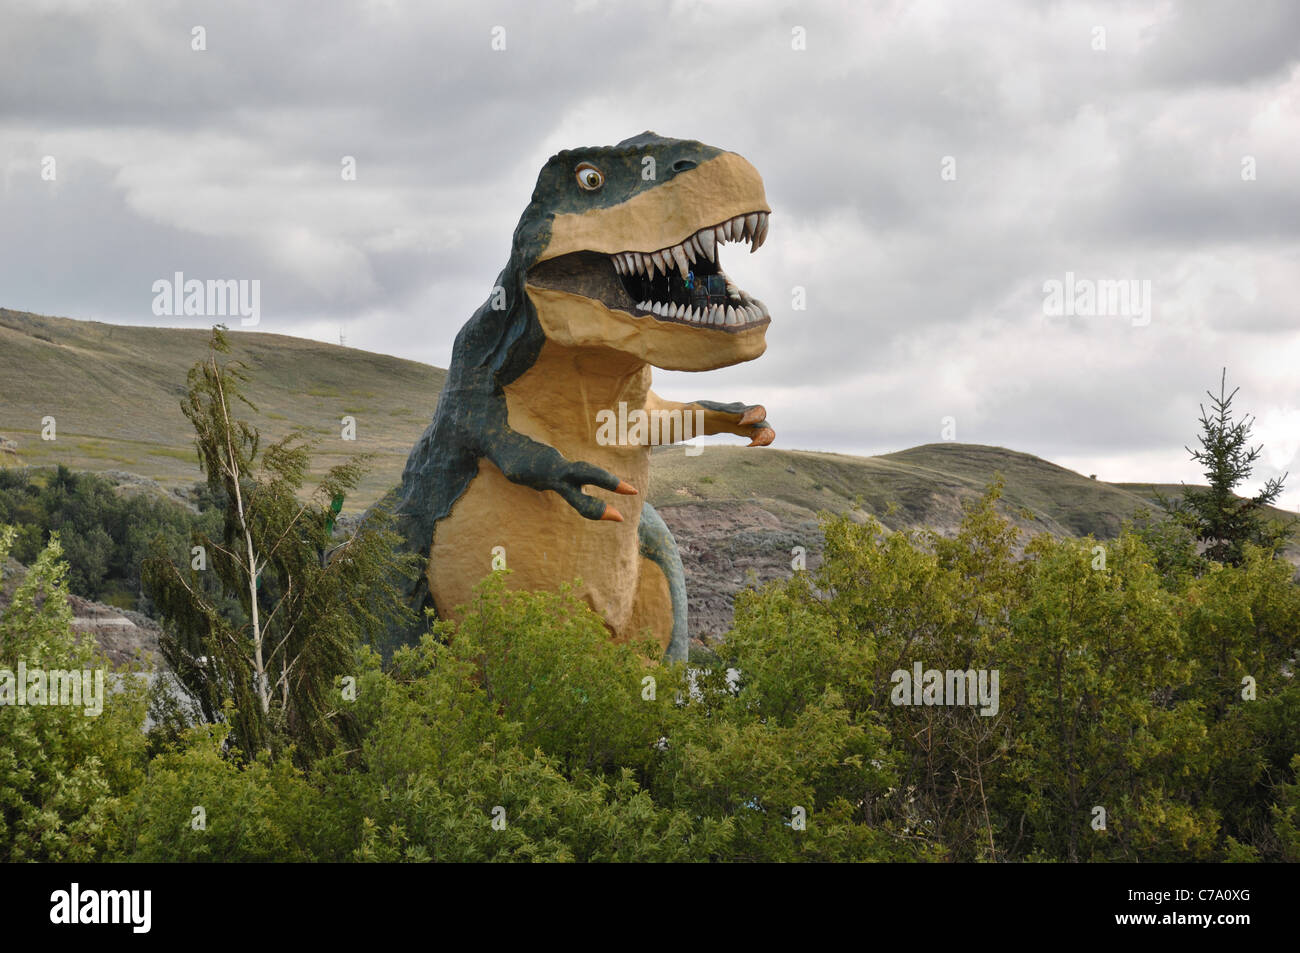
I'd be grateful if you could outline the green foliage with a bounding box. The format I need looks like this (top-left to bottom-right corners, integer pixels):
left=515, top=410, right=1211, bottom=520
left=1003, top=532, right=1215, bottom=861
left=440, top=580, right=665, bottom=776
left=1271, top=755, right=1300, bottom=862
left=142, top=327, right=420, bottom=763
left=5, top=466, right=1296, bottom=862
left=0, top=526, right=148, bottom=861
left=0, top=465, right=220, bottom=611
left=115, top=724, right=322, bottom=862
left=689, top=483, right=1299, bottom=862
left=310, top=607, right=723, bottom=862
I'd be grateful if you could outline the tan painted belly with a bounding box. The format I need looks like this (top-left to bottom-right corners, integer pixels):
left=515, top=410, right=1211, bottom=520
left=428, top=452, right=650, bottom=639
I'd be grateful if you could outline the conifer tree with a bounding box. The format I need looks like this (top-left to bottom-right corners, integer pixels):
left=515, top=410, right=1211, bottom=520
left=1162, top=369, right=1290, bottom=566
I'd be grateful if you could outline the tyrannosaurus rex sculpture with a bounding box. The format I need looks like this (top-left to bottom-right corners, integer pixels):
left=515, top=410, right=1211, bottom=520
left=392, top=132, right=775, bottom=661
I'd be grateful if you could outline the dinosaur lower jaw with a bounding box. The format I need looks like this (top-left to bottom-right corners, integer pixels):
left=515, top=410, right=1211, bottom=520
left=527, top=211, right=771, bottom=333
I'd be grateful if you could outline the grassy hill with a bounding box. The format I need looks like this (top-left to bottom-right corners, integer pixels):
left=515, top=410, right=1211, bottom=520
left=3, top=308, right=1294, bottom=639
left=0, top=308, right=443, bottom=509
left=648, top=442, right=1170, bottom=540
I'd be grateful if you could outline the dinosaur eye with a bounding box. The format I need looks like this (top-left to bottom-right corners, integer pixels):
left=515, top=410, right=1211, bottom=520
left=576, top=163, right=604, bottom=191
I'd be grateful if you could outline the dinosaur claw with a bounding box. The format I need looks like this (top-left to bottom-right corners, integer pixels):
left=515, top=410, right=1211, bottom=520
left=747, top=427, right=775, bottom=448
left=601, top=504, right=625, bottom=522
left=614, top=480, right=638, bottom=495
left=738, top=405, right=766, bottom=427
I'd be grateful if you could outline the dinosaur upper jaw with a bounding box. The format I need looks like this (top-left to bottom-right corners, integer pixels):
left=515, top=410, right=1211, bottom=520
left=523, top=151, right=772, bottom=371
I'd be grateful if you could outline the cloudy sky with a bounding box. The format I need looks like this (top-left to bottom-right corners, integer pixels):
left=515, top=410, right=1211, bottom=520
left=2, top=0, right=1298, bottom=508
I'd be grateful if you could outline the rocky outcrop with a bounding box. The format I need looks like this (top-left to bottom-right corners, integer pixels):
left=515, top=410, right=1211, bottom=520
left=658, top=501, right=823, bottom=645
left=0, top=558, right=162, bottom=668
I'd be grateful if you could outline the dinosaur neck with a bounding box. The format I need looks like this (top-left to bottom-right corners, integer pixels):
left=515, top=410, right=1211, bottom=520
left=502, top=338, right=651, bottom=449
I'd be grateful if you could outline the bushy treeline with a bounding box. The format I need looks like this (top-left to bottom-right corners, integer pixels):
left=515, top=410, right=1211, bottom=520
left=0, top=466, right=219, bottom=611
left=2, top=481, right=1297, bottom=863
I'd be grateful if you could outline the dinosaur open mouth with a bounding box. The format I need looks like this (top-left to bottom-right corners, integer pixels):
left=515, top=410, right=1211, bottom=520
left=528, top=211, right=771, bottom=332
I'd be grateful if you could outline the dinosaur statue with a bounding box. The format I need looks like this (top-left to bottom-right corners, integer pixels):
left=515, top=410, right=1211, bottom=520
left=391, top=132, right=775, bottom=661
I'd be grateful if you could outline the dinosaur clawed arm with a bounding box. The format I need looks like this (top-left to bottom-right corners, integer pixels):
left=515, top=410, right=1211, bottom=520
left=484, top=427, right=637, bottom=522
left=646, top=393, right=776, bottom=447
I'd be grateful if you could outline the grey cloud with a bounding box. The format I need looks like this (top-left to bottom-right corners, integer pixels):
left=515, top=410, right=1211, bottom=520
left=1, top=0, right=1297, bottom=504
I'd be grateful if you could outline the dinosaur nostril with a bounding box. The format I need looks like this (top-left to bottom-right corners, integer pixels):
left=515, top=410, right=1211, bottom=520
left=672, top=158, right=697, bottom=173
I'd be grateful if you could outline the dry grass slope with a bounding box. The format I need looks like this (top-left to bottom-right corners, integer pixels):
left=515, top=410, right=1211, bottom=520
left=0, top=309, right=444, bottom=510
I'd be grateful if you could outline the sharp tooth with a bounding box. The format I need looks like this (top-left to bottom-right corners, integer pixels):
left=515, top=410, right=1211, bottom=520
left=622, top=253, right=635, bottom=274
left=755, top=213, right=769, bottom=249
left=668, top=303, right=679, bottom=318
left=638, top=300, right=648, bottom=311
left=644, top=253, right=656, bottom=279
left=651, top=249, right=666, bottom=273
left=682, top=239, right=697, bottom=265
left=686, top=307, right=698, bottom=323
left=715, top=225, right=727, bottom=245
left=710, top=305, right=724, bottom=325
left=651, top=302, right=664, bottom=316
left=745, top=213, right=759, bottom=241
left=614, top=256, right=626, bottom=275
left=696, top=229, right=716, bottom=262
left=725, top=305, right=738, bottom=325
left=670, top=243, right=690, bottom=274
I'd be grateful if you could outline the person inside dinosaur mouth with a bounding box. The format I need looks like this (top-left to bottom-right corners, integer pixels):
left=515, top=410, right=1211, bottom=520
left=528, top=208, right=771, bottom=330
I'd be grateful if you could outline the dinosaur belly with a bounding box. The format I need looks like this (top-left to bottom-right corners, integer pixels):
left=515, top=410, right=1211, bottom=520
left=428, top=452, right=651, bottom=642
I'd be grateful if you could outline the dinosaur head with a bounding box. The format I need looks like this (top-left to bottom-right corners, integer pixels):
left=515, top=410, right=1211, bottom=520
left=516, top=132, right=771, bottom=372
